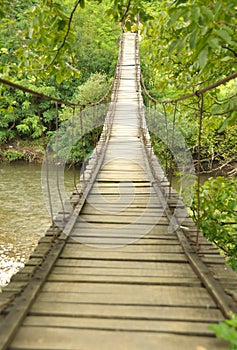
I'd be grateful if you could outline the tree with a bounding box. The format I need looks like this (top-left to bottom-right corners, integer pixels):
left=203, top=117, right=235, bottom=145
left=0, top=0, right=120, bottom=146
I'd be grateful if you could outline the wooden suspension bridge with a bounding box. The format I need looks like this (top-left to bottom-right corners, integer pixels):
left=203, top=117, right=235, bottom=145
left=0, top=33, right=237, bottom=350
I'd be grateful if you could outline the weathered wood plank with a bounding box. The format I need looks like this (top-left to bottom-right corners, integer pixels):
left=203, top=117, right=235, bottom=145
left=9, top=327, right=228, bottom=350
left=50, top=263, right=196, bottom=277
left=63, top=243, right=183, bottom=254
left=67, top=237, right=178, bottom=245
left=22, top=315, right=215, bottom=335
left=47, top=274, right=201, bottom=286
left=60, top=249, right=187, bottom=262
left=81, top=206, right=164, bottom=217
left=55, top=258, right=186, bottom=269
left=77, top=214, right=168, bottom=225
left=70, top=224, right=172, bottom=236
left=41, top=283, right=216, bottom=307
left=28, top=302, right=222, bottom=322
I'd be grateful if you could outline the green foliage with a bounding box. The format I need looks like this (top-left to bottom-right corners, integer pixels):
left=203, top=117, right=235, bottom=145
left=59, top=72, right=110, bottom=162
left=140, top=0, right=237, bottom=127
left=191, top=177, right=237, bottom=270
left=69, top=126, right=102, bottom=164
left=0, top=0, right=120, bottom=82
left=107, top=0, right=153, bottom=31
left=0, top=0, right=119, bottom=156
left=74, top=73, right=110, bottom=104
left=209, top=314, right=237, bottom=350
left=3, top=149, right=26, bottom=162
left=0, top=78, right=60, bottom=144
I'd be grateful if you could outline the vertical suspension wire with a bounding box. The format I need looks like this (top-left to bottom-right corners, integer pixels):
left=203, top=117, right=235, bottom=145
left=37, top=97, right=54, bottom=229
left=95, top=104, right=99, bottom=156
left=79, top=106, right=85, bottom=183
left=55, top=102, right=65, bottom=227
left=169, top=102, right=177, bottom=197
left=72, top=106, right=79, bottom=194
left=151, top=101, right=156, bottom=158
left=162, top=103, right=169, bottom=173
left=196, top=94, right=204, bottom=247
left=93, top=104, right=97, bottom=149
left=148, top=98, right=153, bottom=158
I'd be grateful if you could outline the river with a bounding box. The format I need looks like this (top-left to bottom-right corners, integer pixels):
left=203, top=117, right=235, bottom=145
left=0, top=162, right=76, bottom=287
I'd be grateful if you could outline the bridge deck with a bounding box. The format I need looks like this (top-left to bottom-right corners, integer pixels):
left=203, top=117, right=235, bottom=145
left=0, top=33, right=237, bottom=350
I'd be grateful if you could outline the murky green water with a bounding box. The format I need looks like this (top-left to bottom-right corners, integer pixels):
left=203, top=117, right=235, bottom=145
left=0, top=162, right=76, bottom=287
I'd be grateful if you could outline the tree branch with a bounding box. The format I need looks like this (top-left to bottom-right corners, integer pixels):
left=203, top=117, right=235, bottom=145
left=222, top=45, right=237, bottom=58
left=120, top=0, right=132, bottom=24
left=141, top=71, right=237, bottom=104
left=38, top=0, right=81, bottom=71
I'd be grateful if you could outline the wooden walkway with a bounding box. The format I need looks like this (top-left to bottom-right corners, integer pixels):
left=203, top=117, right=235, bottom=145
left=0, top=33, right=237, bottom=350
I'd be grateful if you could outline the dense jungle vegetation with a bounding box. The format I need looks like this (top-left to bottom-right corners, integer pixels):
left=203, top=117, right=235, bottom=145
left=0, top=0, right=236, bottom=345
left=0, top=0, right=236, bottom=258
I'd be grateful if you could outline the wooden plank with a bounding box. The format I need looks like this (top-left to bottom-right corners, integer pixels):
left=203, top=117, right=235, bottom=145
left=71, top=224, right=171, bottom=235
left=41, top=284, right=216, bottom=307
left=9, top=327, right=228, bottom=350
left=3, top=282, right=28, bottom=293
left=28, top=302, right=222, bottom=322
left=94, top=181, right=151, bottom=186
left=74, top=221, right=169, bottom=230
left=69, top=234, right=173, bottom=246
left=97, top=174, right=149, bottom=181
left=55, top=258, right=186, bottom=270
left=47, top=274, right=201, bottom=286
left=71, top=223, right=174, bottom=235
left=208, top=264, right=237, bottom=279
left=70, top=230, right=173, bottom=238
left=67, top=237, right=178, bottom=245
left=60, top=249, right=187, bottom=262
left=77, top=214, right=167, bottom=225
left=62, top=243, right=183, bottom=254
left=50, top=263, right=196, bottom=277
left=22, top=315, right=215, bottom=335
left=89, top=187, right=155, bottom=195
left=82, top=196, right=159, bottom=205
left=81, top=206, right=164, bottom=217
left=83, top=202, right=164, bottom=209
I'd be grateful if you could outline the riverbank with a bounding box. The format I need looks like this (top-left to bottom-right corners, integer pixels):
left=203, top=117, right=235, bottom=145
left=1, top=138, right=236, bottom=176
left=0, top=139, right=45, bottom=163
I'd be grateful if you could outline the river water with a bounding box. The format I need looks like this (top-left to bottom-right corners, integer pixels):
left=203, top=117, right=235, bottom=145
left=0, top=162, right=76, bottom=287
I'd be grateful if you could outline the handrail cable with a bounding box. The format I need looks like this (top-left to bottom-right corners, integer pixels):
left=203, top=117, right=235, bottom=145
left=140, top=71, right=237, bottom=105
left=0, top=76, right=114, bottom=108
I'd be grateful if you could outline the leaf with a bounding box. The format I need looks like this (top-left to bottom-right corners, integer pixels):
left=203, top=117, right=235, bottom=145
left=168, top=39, right=179, bottom=54
left=208, top=37, right=220, bottom=50
left=191, top=6, right=200, bottom=23
left=221, top=56, right=233, bottom=62
left=189, top=30, right=198, bottom=49
left=198, top=47, right=209, bottom=68
left=56, top=71, right=63, bottom=84
left=168, top=8, right=186, bottom=26
left=219, top=111, right=237, bottom=132
left=216, top=29, right=232, bottom=45
left=79, top=0, right=85, bottom=9
left=174, top=0, right=188, bottom=5
left=201, top=5, right=213, bottom=21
